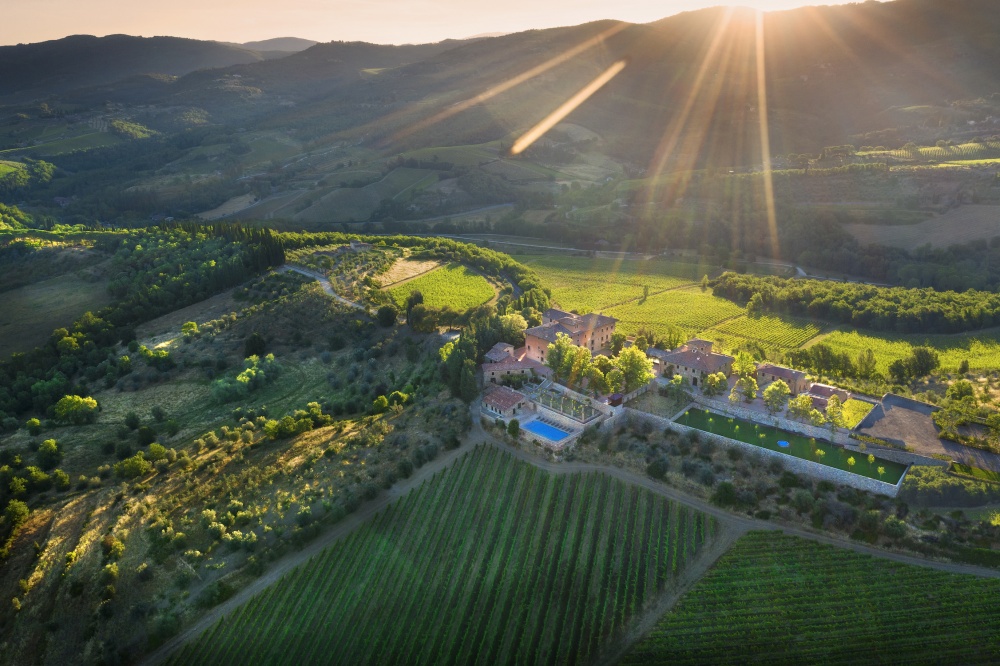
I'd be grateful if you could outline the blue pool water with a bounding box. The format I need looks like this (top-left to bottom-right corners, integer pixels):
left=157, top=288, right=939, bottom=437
left=523, top=420, right=571, bottom=442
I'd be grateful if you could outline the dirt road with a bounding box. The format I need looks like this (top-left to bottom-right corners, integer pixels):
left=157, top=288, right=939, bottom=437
left=280, top=265, right=368, bottom=312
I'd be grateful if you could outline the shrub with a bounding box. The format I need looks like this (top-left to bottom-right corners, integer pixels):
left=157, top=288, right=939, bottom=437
left=712, top=481, right=738, bottom=506
left=36, top=439, right=62, bottom=470
left=54, top=395, right=99, bottom=425
left=124, top=412, right=141, bottom=430
left=114, top=452, right=152, bottom=479
left=791, top=489, right=814, bottom=514
left=137, top=426, right=157, bottom=447
left=646, top=458, right=668, bottom=480
left=25, top=418, right=41, bottom=436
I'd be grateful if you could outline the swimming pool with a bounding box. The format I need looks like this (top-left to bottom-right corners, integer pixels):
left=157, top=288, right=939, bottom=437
left=523, top=420, right=571, bottom=442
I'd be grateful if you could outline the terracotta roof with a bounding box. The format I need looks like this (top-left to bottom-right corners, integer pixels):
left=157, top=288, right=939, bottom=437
left=757, top=364, right=807, bottom=382
left=484, top=342, right=514, bottom=363
left=542, top=308, right=616, bottom=330
left=807, top=383, right=850, bottom=400
left=661, top=346, right=733, bottom=375
left=525, top=321, right=575, bottom=344
left=481, top=356, right=544, bottom=373
left=483, top=385, right=526, bottom=411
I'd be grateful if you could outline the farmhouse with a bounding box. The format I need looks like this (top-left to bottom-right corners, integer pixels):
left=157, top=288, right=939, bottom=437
left=805, top=383, right=851, bottom=410
left=757, top=363, right=809, bottom=394
left=482, top=385, right=528, bottom=418
left=524, top=308, right=617, bottom=363
left=660, top=339, right=734, bottom=387
left=484, top=342, right=515, bottom=363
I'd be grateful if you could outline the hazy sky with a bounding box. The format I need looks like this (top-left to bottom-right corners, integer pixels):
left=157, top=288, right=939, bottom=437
left=2, top=0, right=879, bottom=46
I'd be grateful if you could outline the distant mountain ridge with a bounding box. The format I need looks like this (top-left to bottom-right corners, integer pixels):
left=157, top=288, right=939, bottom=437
left=237, top=37, right=318, bottom=52
left=0, top=34, right=292, bottom=98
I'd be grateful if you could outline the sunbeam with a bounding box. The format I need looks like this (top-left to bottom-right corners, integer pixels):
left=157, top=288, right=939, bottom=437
left=755, top=11, right=779, bottom=259
left=511, top=59, right=628, bottom=155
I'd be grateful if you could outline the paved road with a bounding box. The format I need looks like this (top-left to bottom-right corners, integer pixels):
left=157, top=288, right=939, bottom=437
left=144, top=401, right=1000, bottom=665
left=280, top=265, right=368, bottom=312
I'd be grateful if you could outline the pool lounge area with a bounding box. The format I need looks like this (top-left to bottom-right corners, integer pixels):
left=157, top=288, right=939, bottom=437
left=522, top=417, right=575, bottom=446
left=676, top=408, right=907, bottom=484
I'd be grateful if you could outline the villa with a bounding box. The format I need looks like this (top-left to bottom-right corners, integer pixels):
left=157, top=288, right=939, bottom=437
left=659, top=339, right=734, bottom=387
left=524, top=308, right=617, bottom=363
left=805, top=383, right=851, bottom=410
left=757, top=363, right=809, bottom=394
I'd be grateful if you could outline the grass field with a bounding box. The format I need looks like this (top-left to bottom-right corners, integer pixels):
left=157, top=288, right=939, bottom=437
left=815, top=329, right=1000, bottom=374
left=845, top=205, right=1000, bottom=251
left=622, top=531, right=1000, bottom=665
left=605, top=287, right=744, bottom=339
left=705, top=314, right=824, bottom=351
left=296, top=167, right=438, bottom=222
left=167, top=446, right=718, bottom=665
left=0, top=159, right=23, bottom=177
left=842, top=398, right=875, bottom=428
left=0, top=273, right=111, bottom=358
left=387, top=262, right=494, bottom=311
left=514, top=255, right=713, bottom=312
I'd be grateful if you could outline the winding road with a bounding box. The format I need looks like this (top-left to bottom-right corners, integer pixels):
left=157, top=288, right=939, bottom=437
left=143, top=400, right=1000, bottom=665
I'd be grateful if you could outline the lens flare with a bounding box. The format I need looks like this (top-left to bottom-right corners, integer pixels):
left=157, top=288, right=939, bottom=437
left=755, top=11, right=779, bottom=258
left=511, top=59, right=628, bottom=156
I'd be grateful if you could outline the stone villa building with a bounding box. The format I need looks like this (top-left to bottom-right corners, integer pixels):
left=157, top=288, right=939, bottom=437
left=524, top=308, right=617, bottom=363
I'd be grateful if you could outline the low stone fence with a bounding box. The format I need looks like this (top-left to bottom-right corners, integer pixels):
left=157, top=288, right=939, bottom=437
left=840, top=441, right=948, bottom=469
left=621, top=407, right=905, bottom=497
left=695, top=396, right=855, bottom=446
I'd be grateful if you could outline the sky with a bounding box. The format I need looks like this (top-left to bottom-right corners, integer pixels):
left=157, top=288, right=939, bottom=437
left=2, top=0, right=881, bottom=46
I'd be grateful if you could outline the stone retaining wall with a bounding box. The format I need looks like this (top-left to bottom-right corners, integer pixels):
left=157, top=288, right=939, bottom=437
left=621, top=407, right=904, bottom=497
left=695, top=396, right=854, bottom=446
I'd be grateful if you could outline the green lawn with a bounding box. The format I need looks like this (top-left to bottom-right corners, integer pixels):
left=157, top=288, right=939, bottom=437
left=622, top=531, right=1000, bottom=665
left=842, top=398, right=874, bottom=428
left=167, top=446, right=717, bottom=665
left=387, top=262, right=494, bottom=311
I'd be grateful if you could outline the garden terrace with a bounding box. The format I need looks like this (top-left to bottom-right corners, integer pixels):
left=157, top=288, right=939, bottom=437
left=676, top=408, right=907, bottom=484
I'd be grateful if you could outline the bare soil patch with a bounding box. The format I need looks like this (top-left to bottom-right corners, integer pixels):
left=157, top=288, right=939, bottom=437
left=845, top=205, right=1000, bottom=250
left=197, top=193, right=259, bottom=220
left=376, top=257, right=441, bottom=287
left=136, top=289, right=240, bottom=347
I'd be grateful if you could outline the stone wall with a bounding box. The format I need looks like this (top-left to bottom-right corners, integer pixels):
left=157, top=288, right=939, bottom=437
left=695, top=396, right=854, bottom=446
left=621, top=407, right=904, bottom=497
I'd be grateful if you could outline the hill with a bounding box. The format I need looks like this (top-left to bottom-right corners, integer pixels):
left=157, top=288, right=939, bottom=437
left=239, top=37, right=318, bottom=52
left=0, top=34, right=292, bottom=98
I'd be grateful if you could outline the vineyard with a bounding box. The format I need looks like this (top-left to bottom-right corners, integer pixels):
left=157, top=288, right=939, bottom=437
left=859, top=140, right=1000, bottom=162
left=622, top=531, right=1000, bottom=665
left=515, top=255, right=706, bottom=311
left=816, top=329, right=1000, bottom=374
left=387, top=262, right=495, bottom=311
left=605, top=287, right=744, bottom=339
left=166, top=446, right=717, bottom=666
left=705, top=314, right=823, bottom=351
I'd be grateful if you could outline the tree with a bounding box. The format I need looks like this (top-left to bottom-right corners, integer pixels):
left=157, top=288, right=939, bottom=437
left=545, top=333, right=576, bottom=381
left=732, top=351, right=756, bottom=379
left=376, top=304, right=398, bottom=327
left=762, top=380, right=791, bottom=414
left=459, top=359, right=478, bottom=403
left=404, top=290, right=424, bottom=321
left=114, top=452, right=152, bottom=479
left=665, top=374, right=686, bottom=401
left=54, top=395, right=98, bottom=425
left=634, top=336, right=648, bottom=352
left=746, top=293, right=764, bottom=317
left=507, top=419, right=520, bottom=439
left=606, top=368, right=624, bottom=393
left=244, top=331, right=266, bottom=358
left=946, top=379, right=976, bottom=402
left=3, top=500, right=29, bottom=530
left=702, top=372, right=728, bottom=397
left=856, top=349, right=877, bottom=380
left=735, top=376, right=758, bottom=402
left=124, top=411, right=141, bottom=430
left=907, top=346, right=939, bottom=378
left=181, top=321, right=199, bottom=338
left=808, top=409, right=826, bottom=426
left=867, top=453, right=875, bottom=465
left=614, top=346, right=655, bottom=393
left=788, top=393, right=812, bottom=420
left=408, top=303, right=438, bottom=333
left=647, top=458, right=668, bottom=480
left=877, top=466, right=886, bottom=479
left=25, top=418, right=41, bottom=436
left=825, top=395, right=845, bottom=432
left=37, top=439, right=62, bottom=470
left=847, top=456, right=856, bottom=470
left=498, top=313, right=528, bottom=347
left=610, top=332, right=627, bottom=355
left=888, top=359, right=909, bottom=385
left=372, top=395, right=389, bottom=414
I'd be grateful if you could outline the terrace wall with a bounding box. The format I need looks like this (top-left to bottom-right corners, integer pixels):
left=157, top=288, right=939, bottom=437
left=695, top=396, right=854, bottom=446
left=620, top=408, right=905, bottom=497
